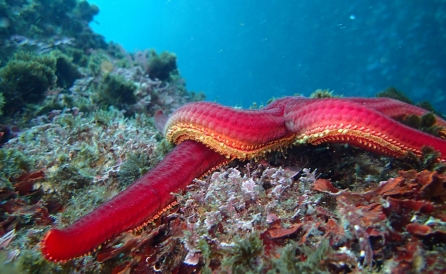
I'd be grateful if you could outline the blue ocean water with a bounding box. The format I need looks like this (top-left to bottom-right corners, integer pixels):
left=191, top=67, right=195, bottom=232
left=89, top=0, right=446, bottom=110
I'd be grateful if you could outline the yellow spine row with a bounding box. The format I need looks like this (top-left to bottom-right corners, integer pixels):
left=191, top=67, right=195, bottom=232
left=166, top=122, right=295, bottom=160
left=294, top=125, right=419, bottom=157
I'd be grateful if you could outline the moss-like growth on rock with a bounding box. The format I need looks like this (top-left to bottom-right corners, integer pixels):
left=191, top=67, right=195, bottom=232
left=118, top=152, right=152, bottom=188
left=15, top=249, right=54, bottom=274
left=378, top=94, right=446, bottom=139
left=0, top=51, right=80, bottom=116
left=0, top=0, right=105, bottom=54
left=397, top=146, right=446, bottom=173
left=417, top=101, right=435, bottom=112
left=53, top=51, right=82, bottom=88
left=147, top=51, right=178, bottom=81
left=0, top=92, right=4, bottom=117
left=222, top=232, right=264, bottom=273
left=88, top=53, right=112, bottom=76
left=401, top=112, right=445, bottom=138
left=377, top=87, right=414, bottom=105
left=0, top=52, right=56, bottom=114
left=74, top=0, right=100, bottom=22
left=0, top=147, right=33, bottom=185
left=269, top=239, right=332, bottom=273
left=97, top=74, right=137, bottom=109
left=310, top=89, right=342, bottom=98
left=63, top=47, right=89, bottom=67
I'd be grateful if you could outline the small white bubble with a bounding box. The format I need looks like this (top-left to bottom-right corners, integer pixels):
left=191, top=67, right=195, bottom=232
left=349, top=14, right=356, bottom=20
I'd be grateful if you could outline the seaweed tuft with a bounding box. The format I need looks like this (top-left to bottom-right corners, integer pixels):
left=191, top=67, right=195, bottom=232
left=397, top=146, right=446, bottom=173
left=53, top=51, right=82, bottom=88
left=0, top=92, right=4, bottom=116
left=147, top=50, right=178, bottom=81
left=0, top=52, right=56, bottom=114
left=17, top=250, right=53, bottom=274
left=376, top=87, right=414, bottom=105
left=401, top=112, right=446, bottom=139
left=222, top=232, right=264, bottom=273
left=96, top=74, right=137, bottom=110
left=0, top=148, right=33, bottom=183
left=269, top=239, right=332, bottom=274
left=197, top=239, right=213, bottom=274
left=118, top=152, right=152, bottom=188
left=310, top=89, right=342, bottom=98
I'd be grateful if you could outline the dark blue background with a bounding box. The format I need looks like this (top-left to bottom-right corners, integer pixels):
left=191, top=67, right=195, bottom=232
left=90, top=0, right=446, bottom=110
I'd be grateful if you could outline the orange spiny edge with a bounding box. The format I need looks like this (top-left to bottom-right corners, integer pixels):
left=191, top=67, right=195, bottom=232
left=166, top=97, right=446, bottom=161
left=40, top=141, right=227, bottom=262
left=294, top=127, right=416, bottom=158
left=128, top=200, right=180, bottom=233
left=41, top=231, right=93, bottom=263
left=167, top=124, right=295, bottom=160
left=124, top=161, right=231, bottom=233
left=42, top=201, right=181, bottom=263
left=199, top=159, right=232, bottom=179
left=40, top=231, right=58, bottom=263
left=40, top=97, right=446, bottom=263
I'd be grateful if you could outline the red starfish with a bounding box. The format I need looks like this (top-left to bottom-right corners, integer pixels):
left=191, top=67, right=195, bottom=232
left=40, top=96, right=446, bottom=262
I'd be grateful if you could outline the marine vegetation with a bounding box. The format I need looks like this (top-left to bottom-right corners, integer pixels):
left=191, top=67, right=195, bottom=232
left=0, top=0, right=105, bottom=58
left=0, top=51, right=56, bottom=114
left=0, top=92, right=4, bottom=116
left=34, top=95, right=446, bottom=273
left=222, top=232, right=264, bottom=273
left=0, top=51, right=83, bottom=117
left=1, top=2, right=446, bottom=274
left=96, top=74, right=137, bottom=110
left=147, top=50, right=178, bottom=81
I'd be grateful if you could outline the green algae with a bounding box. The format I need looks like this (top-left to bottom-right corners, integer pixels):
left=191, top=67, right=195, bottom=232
left=118, top=152, right=152, bottom=188
left=268, top=240, right=332, bottom=274
left=0, top=51, right=56, bottom=114
left=398, top=146, right=446, bottom=173
left=0, top=92, right=4, bottom=116
left=96, top=74, right=137, bottom=109
left=0, top=148, right=33, bottom=185
left=147, top=50, right=178, bottom=81
left=400, top=112, right=445, bottom=139
left=222, top=232, right=264, bottom=273
left=377, top=87, right=413, bottom=105
left=310, top=89, right=343, bottom=98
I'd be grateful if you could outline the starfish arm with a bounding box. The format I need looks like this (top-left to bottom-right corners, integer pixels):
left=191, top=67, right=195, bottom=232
left=41, top=140, right=227, bottom=262
left=285, top=98, right=446, bottom=159
left=40, top=96, right=446, bottom=263
left=165, top=100, right=295, bottom=159
left=347, top=97, right=446, bottom=127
